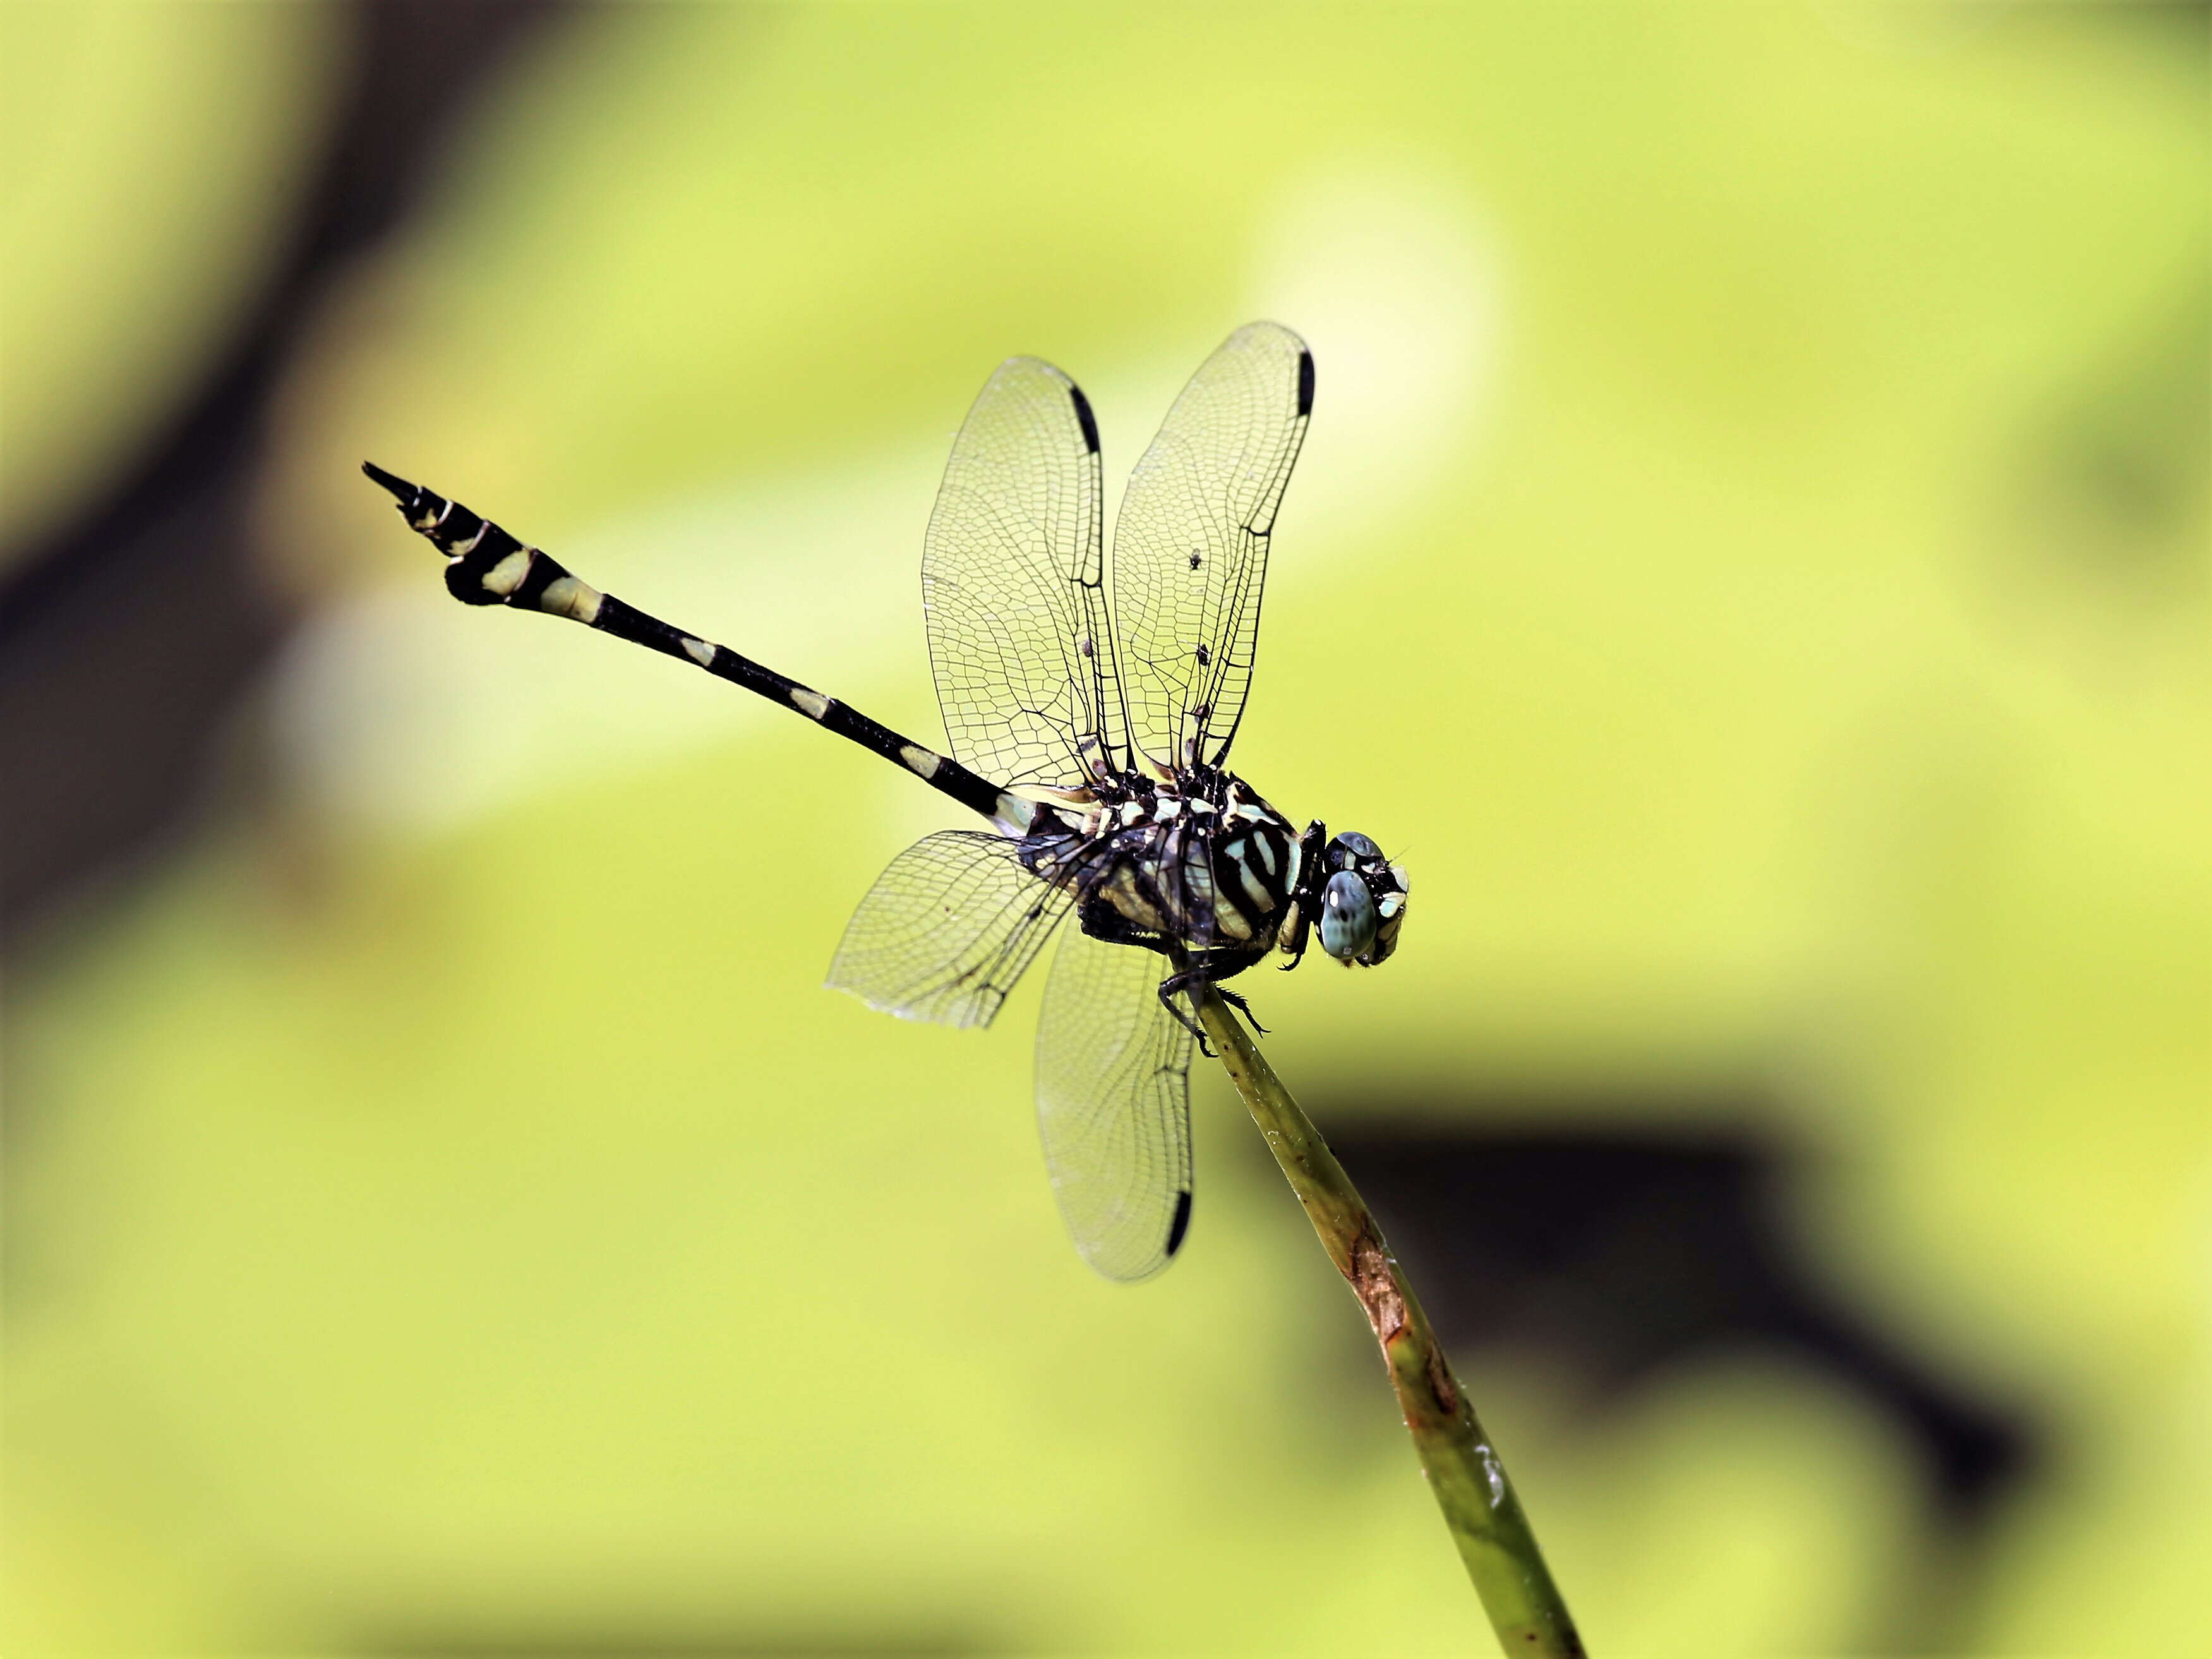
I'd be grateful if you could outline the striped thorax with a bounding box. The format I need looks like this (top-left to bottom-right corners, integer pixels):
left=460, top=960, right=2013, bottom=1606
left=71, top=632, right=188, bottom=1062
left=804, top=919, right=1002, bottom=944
left=1016, top=770, right=1302, bottom=959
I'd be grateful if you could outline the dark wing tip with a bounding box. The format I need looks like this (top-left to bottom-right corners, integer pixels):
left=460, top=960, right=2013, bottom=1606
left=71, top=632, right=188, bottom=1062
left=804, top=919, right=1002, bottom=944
left=362, top=460, right=417, bottom=502
left=1295, top=349, right=1316, bottom=418
left=1165, top=1189, right=1193, bottom=1257
left=1069, top=385, right=1101, bottom=455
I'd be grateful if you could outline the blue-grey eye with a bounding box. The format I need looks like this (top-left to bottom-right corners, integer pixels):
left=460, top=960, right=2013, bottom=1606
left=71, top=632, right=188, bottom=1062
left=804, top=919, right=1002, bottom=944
left=1319, top=870, right=1378, bottom=962
left=1328, top=830, right=1381, bottom=868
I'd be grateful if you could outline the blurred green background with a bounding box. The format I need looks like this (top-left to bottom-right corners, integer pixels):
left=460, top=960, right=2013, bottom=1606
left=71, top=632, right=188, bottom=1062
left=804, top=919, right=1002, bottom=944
left=3, top=4, right=2205, bottom=1655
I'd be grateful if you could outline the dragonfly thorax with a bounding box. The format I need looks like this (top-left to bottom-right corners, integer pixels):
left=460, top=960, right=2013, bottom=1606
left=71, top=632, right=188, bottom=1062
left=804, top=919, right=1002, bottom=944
left=1014, top=767, right=1304, bottom=973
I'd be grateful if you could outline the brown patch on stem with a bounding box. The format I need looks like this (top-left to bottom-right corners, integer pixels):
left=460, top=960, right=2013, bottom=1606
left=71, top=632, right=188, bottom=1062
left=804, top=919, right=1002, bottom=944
left=1345, top=1225, right=1407, bottom=1344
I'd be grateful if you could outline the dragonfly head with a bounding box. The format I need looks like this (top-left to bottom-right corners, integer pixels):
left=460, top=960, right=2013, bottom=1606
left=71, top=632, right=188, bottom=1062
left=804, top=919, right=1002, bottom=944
left=1316, top=830, right=1409, bottom=967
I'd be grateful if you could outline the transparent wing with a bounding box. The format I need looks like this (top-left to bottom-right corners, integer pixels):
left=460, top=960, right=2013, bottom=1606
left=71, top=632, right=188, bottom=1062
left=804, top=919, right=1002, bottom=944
left=1111, top=321, right=1314, bottom=770
left=922, top=356, right=1124, bottom=788
left=827, top=831, right=1071, bottom=1029
left=1034, top=926, right=1196, bottom=1282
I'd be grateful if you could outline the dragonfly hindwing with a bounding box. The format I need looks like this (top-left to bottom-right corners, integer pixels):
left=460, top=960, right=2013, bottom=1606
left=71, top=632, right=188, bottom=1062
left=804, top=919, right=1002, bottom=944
left=827, top=830, right=1071, bottom=1029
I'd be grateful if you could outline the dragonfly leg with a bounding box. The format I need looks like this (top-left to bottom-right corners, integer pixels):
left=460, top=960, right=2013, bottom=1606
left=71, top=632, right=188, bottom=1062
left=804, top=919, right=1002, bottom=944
left=1157, top=967, right=1270, bottom=1055
left=1155, top=973, right=1215, bottom=1053
left=1215, top=986, right=1270, bottom=1036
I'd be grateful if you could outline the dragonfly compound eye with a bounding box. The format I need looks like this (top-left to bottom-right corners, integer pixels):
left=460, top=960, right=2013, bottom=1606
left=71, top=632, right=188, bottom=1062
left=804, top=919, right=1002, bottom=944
left=1319, top=870, right=1379, bottom=963
left=1326, top=830, right=1382, bottom=872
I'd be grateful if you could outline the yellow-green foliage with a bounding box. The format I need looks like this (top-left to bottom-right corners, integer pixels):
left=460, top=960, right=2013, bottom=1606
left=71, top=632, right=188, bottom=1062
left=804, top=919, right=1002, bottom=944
left=6, top=4, right=2204, bottom=1655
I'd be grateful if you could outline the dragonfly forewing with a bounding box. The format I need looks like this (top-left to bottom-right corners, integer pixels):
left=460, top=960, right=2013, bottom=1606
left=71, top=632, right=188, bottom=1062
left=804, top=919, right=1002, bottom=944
left=922, top=356, right=1124, bottom=790
left=1109, top=321, right=1313, bottom=772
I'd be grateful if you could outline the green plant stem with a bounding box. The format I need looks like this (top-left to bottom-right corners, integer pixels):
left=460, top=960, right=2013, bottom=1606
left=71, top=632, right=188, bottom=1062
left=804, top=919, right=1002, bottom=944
left=1192, top=986, right=1586, bottom=1659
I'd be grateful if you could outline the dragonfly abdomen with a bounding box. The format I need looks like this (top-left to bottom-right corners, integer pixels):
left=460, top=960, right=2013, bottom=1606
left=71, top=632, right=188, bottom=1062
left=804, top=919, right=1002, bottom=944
left=364, top=462, right=1014, bottom=824
left=366, top=462, right=606, bottom=623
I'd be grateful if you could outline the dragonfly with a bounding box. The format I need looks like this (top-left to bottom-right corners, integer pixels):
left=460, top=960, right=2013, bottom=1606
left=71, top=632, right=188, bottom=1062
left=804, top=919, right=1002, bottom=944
left=364, top=321, right=1408, bottom=1282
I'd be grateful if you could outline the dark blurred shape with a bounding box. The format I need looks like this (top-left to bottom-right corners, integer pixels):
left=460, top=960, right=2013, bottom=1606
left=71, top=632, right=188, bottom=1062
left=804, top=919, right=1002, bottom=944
left=1322, top=1110, right=2041, bottom=1649
left=0, top=1, right=576, bottom=949
left=1323, top=1117, right=2035, bottom=1535
left=1309, top=1106, right=2035, bottom=1654
left=2092, top=0, right=2212, bottom=61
